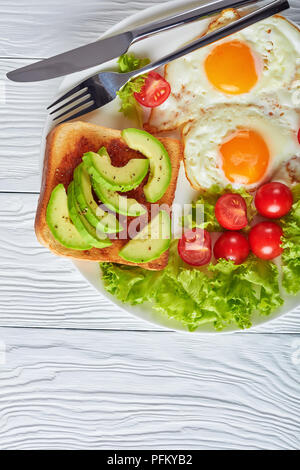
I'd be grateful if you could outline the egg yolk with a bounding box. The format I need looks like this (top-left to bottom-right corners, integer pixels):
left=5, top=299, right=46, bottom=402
left=220, top=129, right=270, bottom=185
left=205, top=40, right=258, bottom=95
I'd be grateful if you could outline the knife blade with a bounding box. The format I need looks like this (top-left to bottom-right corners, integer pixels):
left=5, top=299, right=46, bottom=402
left=7, top=0, right=259, bottom=82
left=6, top=32, right=133, bottom=82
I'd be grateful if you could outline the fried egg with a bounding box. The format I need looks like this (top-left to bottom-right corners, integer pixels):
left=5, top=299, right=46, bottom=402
left=148, top=15, right=300, bottom=132
left=272, top=156, right=300, bottom=186
left=182, top=104, right=300, bottom=190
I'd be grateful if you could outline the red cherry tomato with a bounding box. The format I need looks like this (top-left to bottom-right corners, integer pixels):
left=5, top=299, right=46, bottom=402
left=215, top=193, right=248, bottom=230
left=214, top=231, right=250, bottom=265
left=249, top=221, right=283, bottom=260
left=178, top=228, right=212, bottom=266
left=134, top=71, right=171, bottom=108
left=255, top=182, right=293, bottom=219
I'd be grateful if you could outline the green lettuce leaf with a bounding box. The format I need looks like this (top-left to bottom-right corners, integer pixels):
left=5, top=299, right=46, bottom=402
left=100, top=242, right=282, bottom=332
left=281, top=184, right=300, bottom=294
left=101, top=262, right=156, bottom=304
left=117, top=53, right=150, bottom=73
left=116, top=53, right=150, bottom=124
left=184, top=184, right=256, bottom=232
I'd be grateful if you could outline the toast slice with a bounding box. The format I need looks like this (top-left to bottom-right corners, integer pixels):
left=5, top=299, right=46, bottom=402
left=35, top=121, right=182, bottom=270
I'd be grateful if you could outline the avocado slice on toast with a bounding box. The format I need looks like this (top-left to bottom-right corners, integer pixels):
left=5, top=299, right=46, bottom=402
left=67, top=182, right=112, bottom=249
left=121, top=128, right=172, bottom=203
left=119, top=210, right=171, bottom=263
left=46, top=184, right=92, bottom=250
left=92, top=178, right=146, bottom=217
left=73, top=163, right=122, bottom=233
left=83, top=147, right=149, bottom=192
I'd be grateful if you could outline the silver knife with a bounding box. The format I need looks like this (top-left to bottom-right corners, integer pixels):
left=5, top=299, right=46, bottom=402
left=7, top=0, right=259, bottom=82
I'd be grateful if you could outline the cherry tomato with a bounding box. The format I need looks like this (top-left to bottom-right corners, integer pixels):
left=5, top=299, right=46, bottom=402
left=134, top=71, right=171, bottom=108
left=255, top=182, right=293, bottom=219
left=298, top=128, right=300, bottom=145
left=178, top=228, right=212, bottom=266
left=215, top=193, right=248, bottom=230
left=214, top=231, right=250, bottom=265
left=249, top=221, right=283, bottom=260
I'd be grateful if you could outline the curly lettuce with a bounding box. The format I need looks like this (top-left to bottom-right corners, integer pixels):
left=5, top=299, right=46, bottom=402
left=116, top=53, right=150, bottom=124
left=281, top=184, right=300, bottom=294
left=101, top=242, right=282, bottom=332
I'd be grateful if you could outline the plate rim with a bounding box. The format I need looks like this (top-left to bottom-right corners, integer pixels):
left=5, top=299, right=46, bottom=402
left=41, top=0, right=300, bottom=334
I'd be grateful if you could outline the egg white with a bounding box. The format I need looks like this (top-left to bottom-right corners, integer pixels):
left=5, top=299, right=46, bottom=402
left=272, top=156, right=300, bottom=186
left=182, top=104, right=300, bottom=190
left=148, top=15, right=300, bottom=132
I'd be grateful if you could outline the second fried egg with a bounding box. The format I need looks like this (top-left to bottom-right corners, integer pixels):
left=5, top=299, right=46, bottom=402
left=182, top=104, right=300, bottom=190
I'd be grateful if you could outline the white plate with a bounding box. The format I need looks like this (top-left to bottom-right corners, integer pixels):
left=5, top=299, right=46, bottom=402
left=41, top=0, right=300, bottom=333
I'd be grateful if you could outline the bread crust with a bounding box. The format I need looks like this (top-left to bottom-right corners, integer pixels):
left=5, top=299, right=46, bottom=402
left=35, top=121, right=182, bottom=270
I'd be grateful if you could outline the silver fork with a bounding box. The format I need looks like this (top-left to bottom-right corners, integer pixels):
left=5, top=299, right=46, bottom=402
left=48, top=0, right=289, bottom=123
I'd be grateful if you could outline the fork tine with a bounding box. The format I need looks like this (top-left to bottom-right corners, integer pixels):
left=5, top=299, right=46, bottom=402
left=59, top=103, right=98, bottom=123
left=49, top=90, right=89, bottom=115
left=47, top=84, right=83, bottom=110
left=52, top=96, right=94, bottom=121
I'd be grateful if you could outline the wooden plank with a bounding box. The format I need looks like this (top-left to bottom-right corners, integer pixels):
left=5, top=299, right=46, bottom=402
left=0, top=327, right=299, bottom=449
left=0, top=192, right=300, bottom=333
left=0, top=59, right=59, bottom=193
left=0, top=0, right=299, bottom=59
left=0, top=0, right=165, bottom=58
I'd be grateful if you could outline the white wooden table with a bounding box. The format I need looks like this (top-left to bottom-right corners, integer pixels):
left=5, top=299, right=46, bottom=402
left=0, top=0, right=299, bottom=450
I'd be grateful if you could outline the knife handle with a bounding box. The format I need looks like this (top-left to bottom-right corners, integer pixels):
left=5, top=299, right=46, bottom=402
left=131, top=0, right=289, bottom=77
left=132, top=0, right=260, bottom=42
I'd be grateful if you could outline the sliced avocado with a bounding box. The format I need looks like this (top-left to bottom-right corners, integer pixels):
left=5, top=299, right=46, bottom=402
left=119, top=210, right=171, bottom=263
left=122, top=128, right=172, bottom=203
left=73, top=163, right=122, bottom=233
left=92, top=178, right=146, bottom=217
left=46, top=184, right=92, bottom=250
left=67, top=182, right=112, bottom=249
left=83, top=147, right=149, bottom=192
